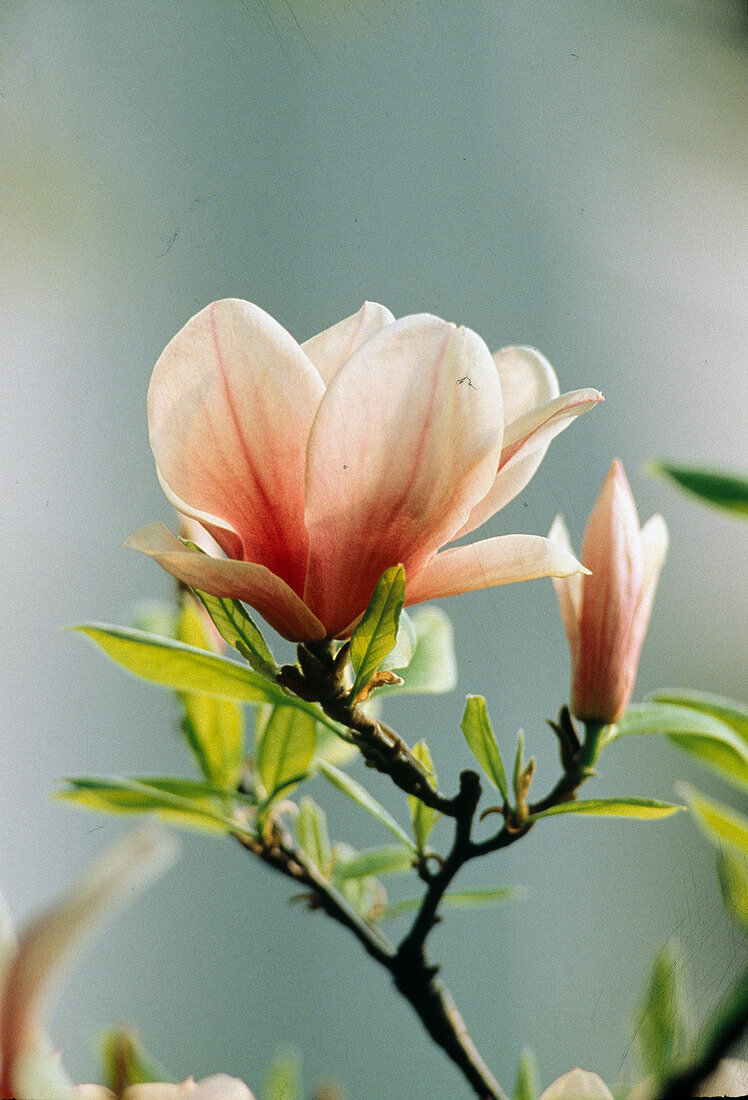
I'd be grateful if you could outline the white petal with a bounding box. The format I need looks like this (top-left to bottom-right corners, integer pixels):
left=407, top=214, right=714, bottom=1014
left=301, top=301, right=395, bottom=385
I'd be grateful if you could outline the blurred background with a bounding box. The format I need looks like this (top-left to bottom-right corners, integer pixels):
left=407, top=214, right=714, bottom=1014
left=2, top=1, right=746, bottom=1095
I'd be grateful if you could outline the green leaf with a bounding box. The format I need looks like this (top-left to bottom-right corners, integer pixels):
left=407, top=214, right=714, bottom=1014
left=313, top=721, right=359, bottom=768
left=263, top=1045, right=303, bottom=1100
left=651, top=461, right=748, bottom=517
left=617, top=703, right=748, bottom=791
left=407, top=740, right=438, bottom=853
left=296, top=797, right=332, bottom=876
left=317, top=761, right=416, bottom=851
left=129, top=599, right=179, bottom=639
left=349, top=565, right=406, bottom=698
left=333, top=845, right=414, bottom=883
left=381, top=886, right=522, bottom=919
left=651, top=690, right=748, bottom=748
left=74, top=623, right=347, bottom=735
left=460, top=696, right=508, bottom=800
left=527, top=798, right=683, bottom=823
left=380, top=608, right=418, bottom=671
left=192, top=588, right=277, bottom=678
left=57, top=776, right=252, bottom=833
left=375, top=606, right=457, bottom=696
left=513, top=1048, right=538, bottom=1100
left=512, top=730, right=525, bottom=801
left=101, top=1028, right=174, bottom=1090
left=717, top=849, right=748, bottom=931
left=180, top=695, right=244, bottom=791
left=678, top=783, right=748, bottom=855
left=638, top=943, right=692, bottom=1081
left=256, top=706, right=317, bottom=805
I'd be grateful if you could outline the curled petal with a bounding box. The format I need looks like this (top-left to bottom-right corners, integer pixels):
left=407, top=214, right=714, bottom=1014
left=304, top=315, right=503, bottom=635
left=460, top=387, right=603, bottom=535
left=548, top=514, right=582, bottom=656
left=0, top=829, right=177, bottom=1100
left=301, top=301, right=395, bottom=385
left=494, top=345, right=559, bottom=424
left=148, top=299, right=324, bottom=594
left=405, top=533, right=588, bottom=607
left=124, top=524, right=325, bottom=642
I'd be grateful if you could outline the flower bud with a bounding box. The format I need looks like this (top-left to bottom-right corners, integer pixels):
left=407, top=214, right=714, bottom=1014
left=549, top=461, right=668, bottom=724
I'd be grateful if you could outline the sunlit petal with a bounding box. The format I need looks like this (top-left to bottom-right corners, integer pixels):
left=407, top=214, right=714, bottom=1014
left=301, top=301, right=395, bottom=385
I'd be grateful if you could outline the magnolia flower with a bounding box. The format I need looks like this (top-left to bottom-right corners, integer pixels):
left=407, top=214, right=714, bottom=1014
left=126, top=300, right=602, bottom=640
left=549, top=460, right=668, bottom=724
left=0, top=829, right=254, bottom=1100
left=539, top=1068, right=614, bottom=1099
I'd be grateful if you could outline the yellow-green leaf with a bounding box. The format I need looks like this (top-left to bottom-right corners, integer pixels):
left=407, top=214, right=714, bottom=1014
left=717, top=849, right=748, bottom=931
left=527, top=798, right=683, bottom=823
left=638, top=943, right=692, bottom=1082
left=256, top=706, right=317, bottom=804
left=407, top=740, right=438, bottom=853
left=375, top=607, right=457, bottom=696
left=57, top=776, right=251, bottom=833
left=296, top=797, right=332, bottom=875
left=460, top=696, right=508, bottom=800
left=678, top=783, right=748, bottom=855
left=317, top=761, right=416, bottom=851
left=191, top=587, right=277, bottom=678
left=334, top=845, right=414, bottom=883
left=381, top=886, right=522, bottom=919
left=349, top=565, right=406, bottom=698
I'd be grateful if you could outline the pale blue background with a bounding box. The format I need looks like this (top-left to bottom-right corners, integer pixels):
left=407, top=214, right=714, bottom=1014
left=2, top=2, right=747, bottom=1097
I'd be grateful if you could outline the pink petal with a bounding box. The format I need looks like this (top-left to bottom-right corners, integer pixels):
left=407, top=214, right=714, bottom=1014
left=626, top=513, right=668, bottom=675
left=301, top=301, right=395, bottom=385
left=494, top=345, right=559, bottom=425
left=404, top=533, right=588, bottom=606
left=303, top=315, right=503, bottom=635
left=460, top=387, right=603, bottom=535
left=548, top=514, right=582, bottom=656
left=148, top=299, right=325, bottom=595
left=0, top=829, right=176, bottom=1100
left=124, top=524, right=325, bottom=642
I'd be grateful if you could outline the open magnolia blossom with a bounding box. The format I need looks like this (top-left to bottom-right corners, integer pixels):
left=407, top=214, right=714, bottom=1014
left=549, top=460, right=668, bottom=724
left=126, top=299, right=602, bottom=640
left=0, top=829, right=254, bottom=1100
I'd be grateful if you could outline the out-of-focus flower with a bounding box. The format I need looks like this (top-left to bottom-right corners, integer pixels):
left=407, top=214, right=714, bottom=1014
left=628, top=1059, right=748, bottom=1099
left=127, top=300, right=602, bottom=640
left=539, top=1067, right=614, bottom=1099
left=549, top=460, right=668, bottom=724
left=0, top=829, right=254, bottom=1100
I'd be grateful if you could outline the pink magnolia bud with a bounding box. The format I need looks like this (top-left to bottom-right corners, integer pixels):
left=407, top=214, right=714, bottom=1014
left=549, top=461, right=668, bottom=724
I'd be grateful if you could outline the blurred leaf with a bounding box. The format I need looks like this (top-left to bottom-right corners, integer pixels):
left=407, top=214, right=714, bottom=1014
left=317, top=761, right=416, bottom=850
left=75, top=623, right=345, bottom=733
left=651, top=461, right=748, bottom=517
left=678, top=783, right=748, bottom=855
left=380, top=607, right=418, bottom=671
left=296, top=797, right=332, bottom=876
left=638, top=943, right=692, bottom=1082
left=617, top=702, right=748, bottom=790
left=717, top=849, right=748, bottom=931
left=460, top=696, right=509, bottom=800
left=263, top=1045, right=303, bottom=1100
left=407, top=740, right=438, bottom=853
left=512, top=730, right=525, bottom=801
left=256, top=706, right=316, bottom=805
left=376, top=606, right=457, bottom=696
left=527, top=798, right=683, bottom=823
left=513, top=1048, right=538, bottom=1100
left=333, top=845, right=413, bottom=883
left=381, top=886, right=522, bottom=919
left=101, top=1028, right=174, bottom=1090
left=314, top=721, right=359, bottom=768
left=57, top=776, right=252, bottom=833
left=651, top=690, right=748, bottom=748
left=349, top=565, right=405, bottom=698
left=192, top=587, right=277, bottom=678
left=129, top=599, right=178, bottom=638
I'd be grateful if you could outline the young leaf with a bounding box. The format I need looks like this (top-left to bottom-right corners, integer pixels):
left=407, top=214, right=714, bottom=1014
left=678, top=783, right=748, bottom=855
left=512, top=730, right=525, bottom=801
left=380, top=607, right=418, bottom=671
left=256, top=706, right=317, bottom=804
left=638, top=943, right=692, bottom=1082
left=527, top=798, right=683, bottom=823
left=333, top=845, right=414, bottom=882
left=101, top=1028, right=174, bottom=1090
left=317, top=761, right=416, bottom=851
left=56, top=776, right=249, bottom=833
left=651, top=690, right=748, bottom=748
left=191, top=588, right=277, bottom=678
left=460, top=696, right=508, bottom=800
left=263, top=1045, right=303, bottom=1100
left=650, top=461, right=748, bottom=517
left=349, top=565, right=406, bottom=698
left=717, top=849, right=748, bottom=932
left=616, top=703, right=748, bottom=791
left=296, top=797, right=332, bottom=875
left=314, top=721, right=359, bottom=768
left=381, top=886, right=522, bottom=919
left=180, top=694, right=244, bottom=791
left=513, top=1048, right=538, bottom=1100
left=407, top=740, right=438, bottom=853
left=375, top=606, right=457, bottom=696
